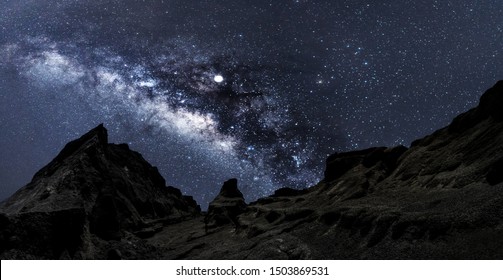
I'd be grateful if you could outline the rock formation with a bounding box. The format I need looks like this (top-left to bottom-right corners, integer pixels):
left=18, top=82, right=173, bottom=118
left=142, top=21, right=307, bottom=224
left=1, top=81, right=503, bottom=259
left=205, top=178, right=247, bottom=231
left=0, top=124, right=199, bottom=259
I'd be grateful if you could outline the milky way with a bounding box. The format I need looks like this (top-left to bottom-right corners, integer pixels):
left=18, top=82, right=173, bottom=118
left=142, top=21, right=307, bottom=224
left=1, top=0, right=502, bottom=208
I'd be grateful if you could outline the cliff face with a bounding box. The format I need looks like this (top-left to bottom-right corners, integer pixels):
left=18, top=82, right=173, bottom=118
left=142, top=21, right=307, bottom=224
left=2, top=81, right=503, bottom=259
left=0, top=124, right=200, bottom=259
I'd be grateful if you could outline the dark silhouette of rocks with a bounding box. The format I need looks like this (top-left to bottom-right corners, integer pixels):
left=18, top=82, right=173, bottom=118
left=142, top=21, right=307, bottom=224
left=2, top=81, right=503, bottom=259
left=0, top=124, right=199, bottom=259
left=215, top=178, right=243, bottom=198
left=205, top=179, right=247, bottom=231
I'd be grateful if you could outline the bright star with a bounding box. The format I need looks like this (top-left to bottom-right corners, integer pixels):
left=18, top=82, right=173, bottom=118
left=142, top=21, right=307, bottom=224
left=214, top=75, right=224, bottom=83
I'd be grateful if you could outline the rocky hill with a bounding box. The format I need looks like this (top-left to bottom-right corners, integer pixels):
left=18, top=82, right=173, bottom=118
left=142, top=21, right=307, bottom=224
left=0, top=125, right=200, bottom=259
left=1, top=81, right=503, bottom=259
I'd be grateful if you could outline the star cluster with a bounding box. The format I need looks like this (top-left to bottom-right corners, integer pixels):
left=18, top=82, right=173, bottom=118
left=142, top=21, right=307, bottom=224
left=0, top=0, right=502, bottom=208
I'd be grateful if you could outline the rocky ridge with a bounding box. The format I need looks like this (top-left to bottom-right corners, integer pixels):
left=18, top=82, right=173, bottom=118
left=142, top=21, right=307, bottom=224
left=1, top=81, right=503, bottom=259
left=0, top=125, right=199, bottom=259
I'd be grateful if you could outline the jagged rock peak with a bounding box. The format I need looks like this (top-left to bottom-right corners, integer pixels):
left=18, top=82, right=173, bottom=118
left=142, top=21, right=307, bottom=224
left=0, top=123, right=201, bottom=257
left=87, top=123, right=108, bottom=139
left=217, top=178, right=243, bottom=199
left=30, top=124, right=108, bottom=181
left=205, top=179, right=246, bottom=230
left=55, top=124, right=107, bottom=159
left=72, top=123, right=107, bottom=145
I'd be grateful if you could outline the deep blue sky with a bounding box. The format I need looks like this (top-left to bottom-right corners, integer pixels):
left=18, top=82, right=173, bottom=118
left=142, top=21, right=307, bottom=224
left=1, top=0, right=502, bottom=208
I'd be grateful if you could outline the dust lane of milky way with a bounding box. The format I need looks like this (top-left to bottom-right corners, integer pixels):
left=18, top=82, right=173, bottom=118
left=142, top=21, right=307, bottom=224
left=0, top=0, right=502, bottom=208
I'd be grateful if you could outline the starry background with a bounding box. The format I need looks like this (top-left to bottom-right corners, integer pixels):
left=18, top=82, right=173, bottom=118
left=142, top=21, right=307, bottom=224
left=0, top=0, right=502, bottom=208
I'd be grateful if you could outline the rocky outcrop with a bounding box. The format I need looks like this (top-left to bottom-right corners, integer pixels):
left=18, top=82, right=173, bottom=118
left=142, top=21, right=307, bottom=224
left=2, top=81, right=503, bottom=259
left=0, top=124, right=200, bottom=259
left=205, top=179, right=247, bottom=231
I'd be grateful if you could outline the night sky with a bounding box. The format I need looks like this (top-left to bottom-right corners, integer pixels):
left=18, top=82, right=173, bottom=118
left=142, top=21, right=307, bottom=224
left=0, top=0, right=502, bottom=208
